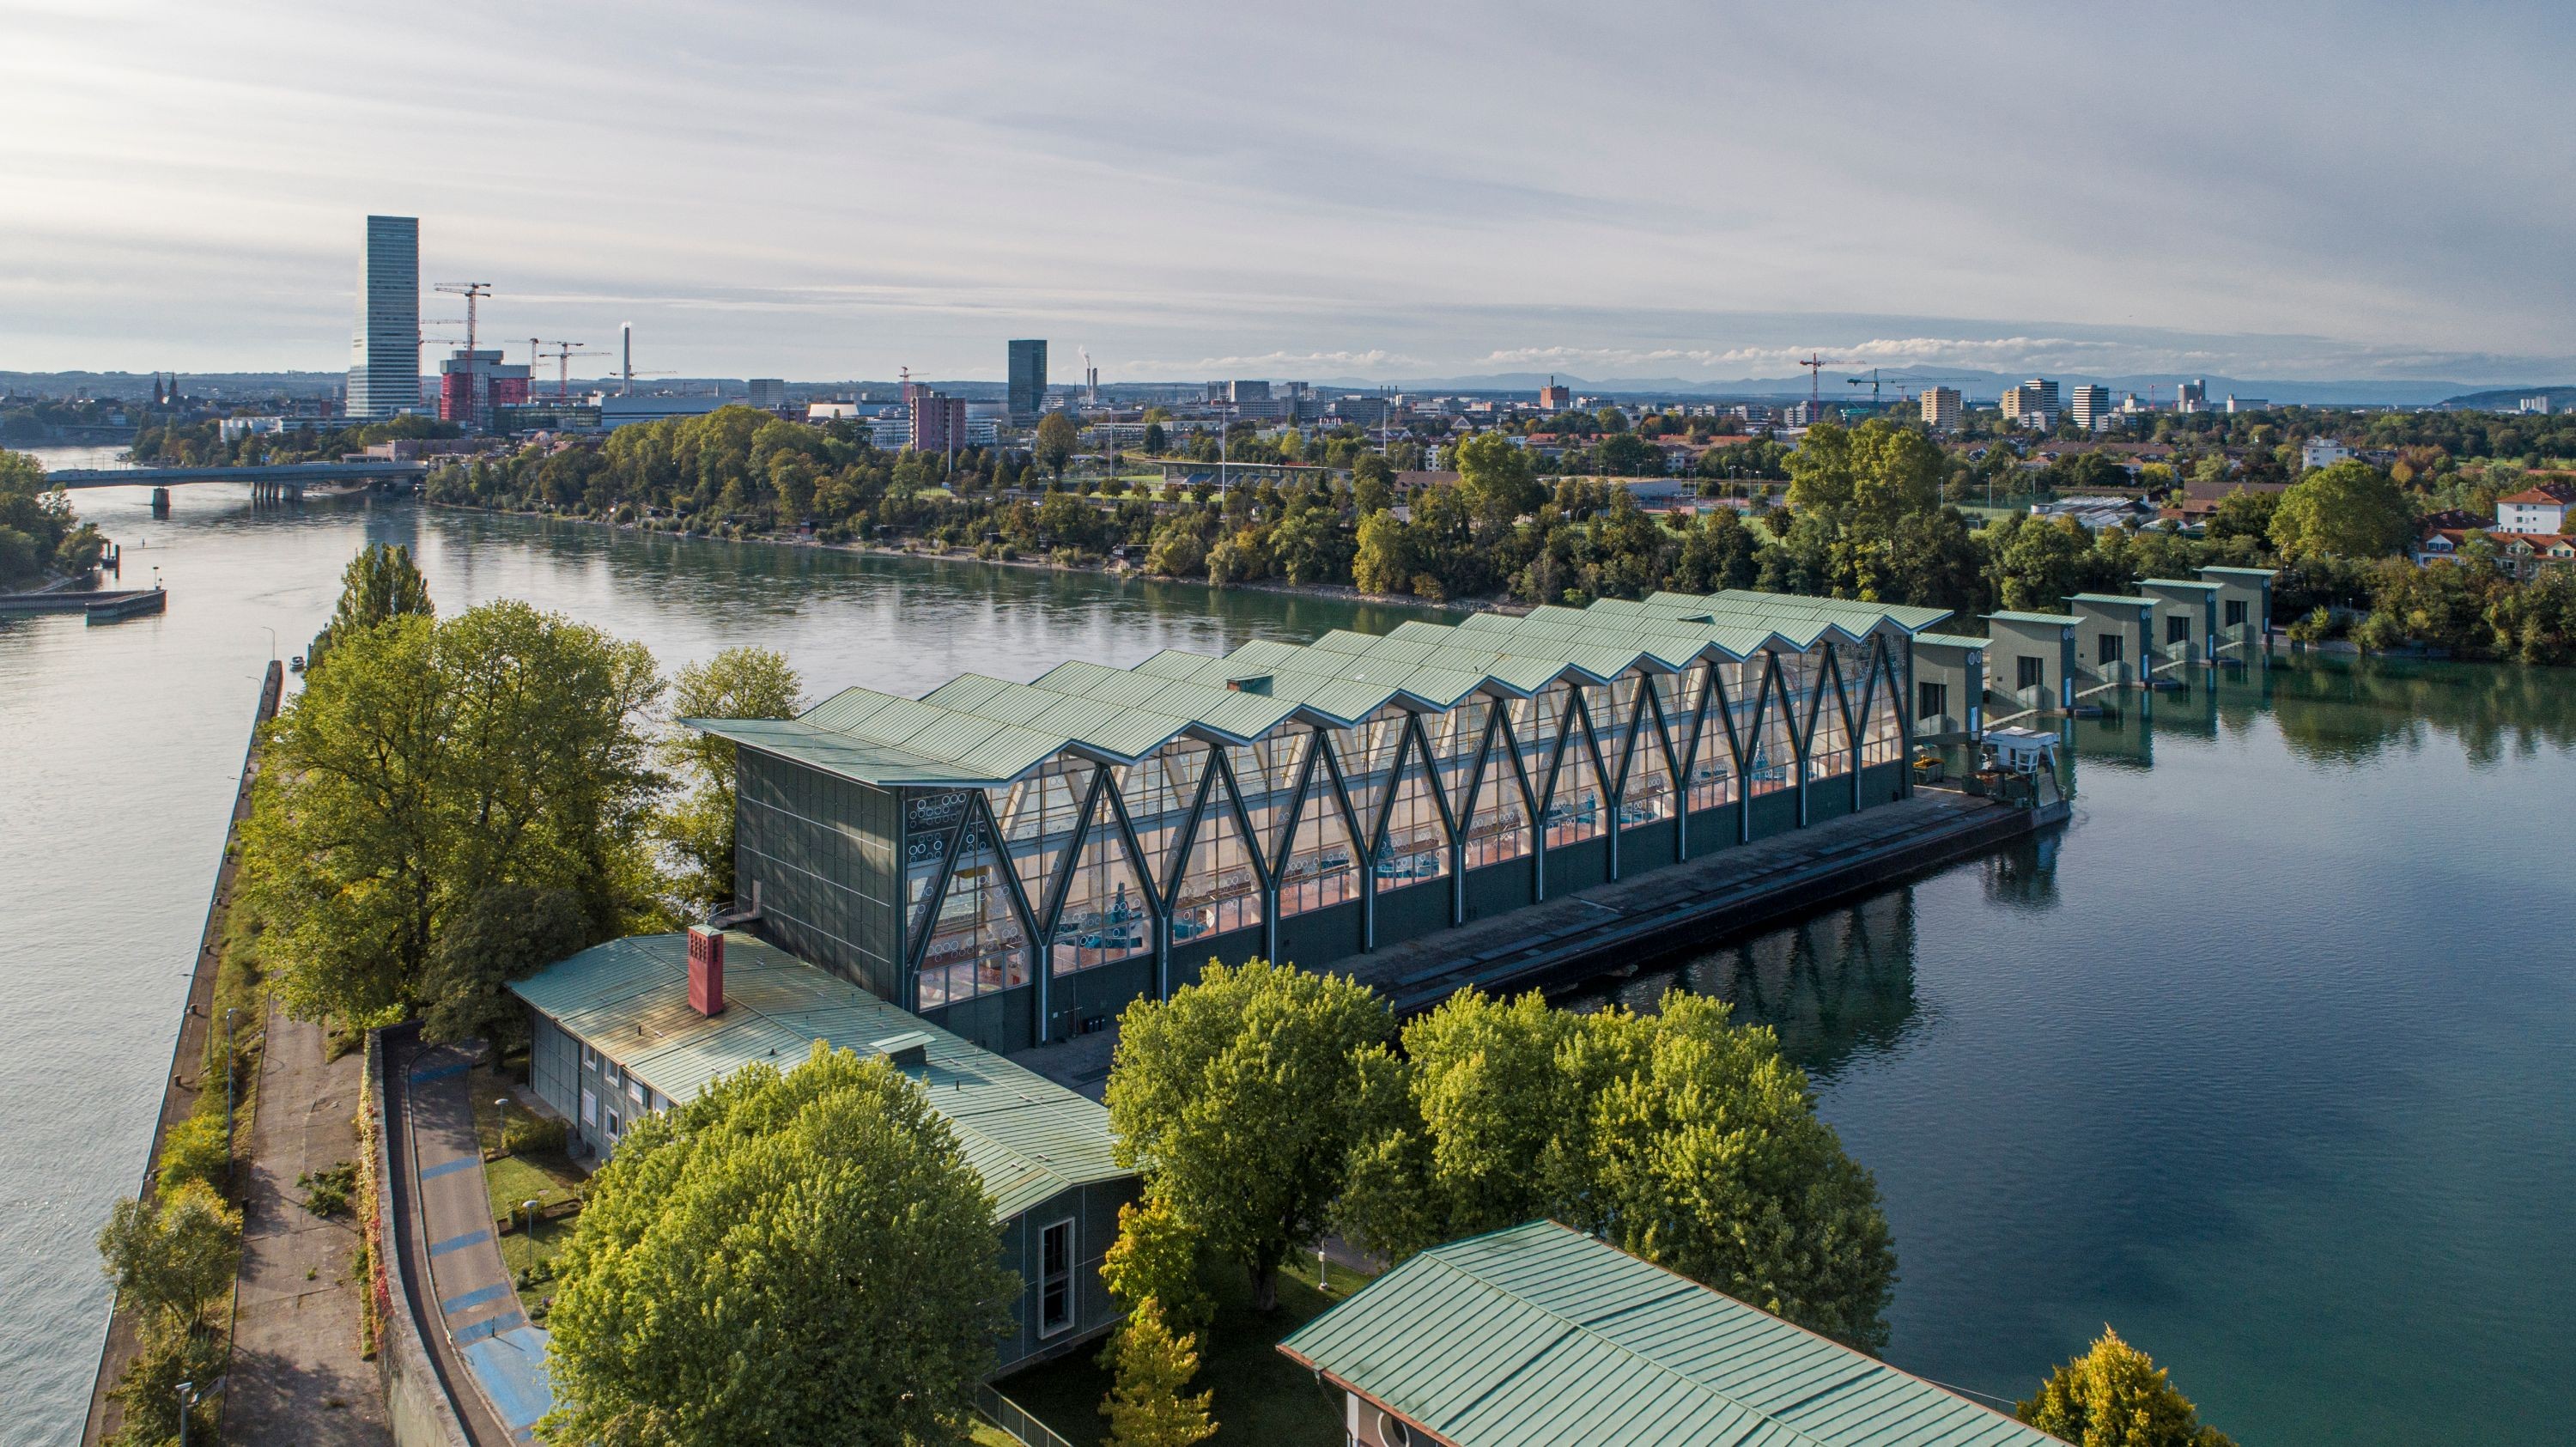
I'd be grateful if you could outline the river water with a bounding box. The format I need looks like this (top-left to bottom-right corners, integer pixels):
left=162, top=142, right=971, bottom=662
left=3, top=465, right=2569, bottom=1445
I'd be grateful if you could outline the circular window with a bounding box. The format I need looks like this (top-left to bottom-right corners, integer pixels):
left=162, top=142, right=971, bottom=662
left=1376, top=1409, right=1413, bottom=1447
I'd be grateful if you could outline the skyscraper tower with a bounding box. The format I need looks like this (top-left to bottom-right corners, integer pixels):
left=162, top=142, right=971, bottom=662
left=1007, top=339, right=1048, bottom=423
left=347, top=215, right=420, bottom=419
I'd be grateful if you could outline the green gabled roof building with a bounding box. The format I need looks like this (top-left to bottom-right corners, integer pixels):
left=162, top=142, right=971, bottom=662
left=689, top=588, right=1957, bottom=1055
left=508, top=930, right=1137, bottom=1371
left=1279, top=1221, right=2059, bottom=1447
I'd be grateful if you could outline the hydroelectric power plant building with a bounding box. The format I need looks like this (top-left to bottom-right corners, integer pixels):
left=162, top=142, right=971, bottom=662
left=693, top=589, right=1971, bottom=1055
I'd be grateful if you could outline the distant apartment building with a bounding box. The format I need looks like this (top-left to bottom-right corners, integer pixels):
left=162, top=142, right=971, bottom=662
left=347, top=215, right=420, bottom=420
left=1919, top=386, right=1963, bottom=430
left=1228, top=379, right=1272, bottom=404
left=1781, top=399, right=1826, bottom=427
left=748, top=378, right=787, bottom=410
left=2177, top=378, right=2208, bottom=413
left=435, top=349, right=532, bottom=431
left=909, top=389, right=969, bottom=455
left=867, top=412, right=912, bottom=449
left=1007, top=340, right=1048, bottom=422
left=2001, top=380, right=2060, bottom=429
left=2300, top=438, right=2352, bottom=471
left=2521, top=395, right=2554, bottom=416
left=2225, top=395, right=2268, bottom=414
left=2496, top=479, right=2575, bottom=534
left=2068, top=384, right=2111, bottom=431
left=1538, top=378, right=1572, bottom=411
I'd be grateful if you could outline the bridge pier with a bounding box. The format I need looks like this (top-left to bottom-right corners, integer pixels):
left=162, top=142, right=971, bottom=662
left=150, top=487, right=170, bottom=517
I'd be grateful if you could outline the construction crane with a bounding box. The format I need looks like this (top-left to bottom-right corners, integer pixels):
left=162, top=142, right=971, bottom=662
left=533, top=341, right=605, bottom=400
left=1845, top=369, right=1988, bottom=408
left=1795, top=355, right=1845, bottom=410
left=433, top=282, right=492, bottom=353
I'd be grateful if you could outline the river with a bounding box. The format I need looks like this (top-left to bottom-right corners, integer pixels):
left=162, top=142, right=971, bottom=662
left=3, top=465, right=2569, bottom=1445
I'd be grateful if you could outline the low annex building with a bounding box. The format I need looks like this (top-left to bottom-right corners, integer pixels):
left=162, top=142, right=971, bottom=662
left=688, top=589, right=1953, bottom=1055
left=507, top=929, right=1137, bottom=1371
left=1279, top=1220, right=2060, bottom=1447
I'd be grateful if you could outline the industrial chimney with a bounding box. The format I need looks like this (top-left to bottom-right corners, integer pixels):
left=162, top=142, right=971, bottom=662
left=687, top=924, right=725, bottom=1016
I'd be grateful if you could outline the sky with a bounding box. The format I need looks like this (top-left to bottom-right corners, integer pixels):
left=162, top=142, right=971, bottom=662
left=3, top=0, right=2572, bottom=387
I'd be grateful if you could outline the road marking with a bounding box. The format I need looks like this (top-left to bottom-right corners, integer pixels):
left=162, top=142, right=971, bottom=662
left=418, top=1156, right=480, bottom=1181
left=440, top=1282, right=513, bottom=1314
left=454, top=1311, right=526, bottom=1345
left=411, top=1061, right=470, bottom=1084
left=428, top=1229, right=491, bottom=1257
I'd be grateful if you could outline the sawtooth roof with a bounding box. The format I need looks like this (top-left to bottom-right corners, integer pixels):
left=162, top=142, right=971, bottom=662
left=686, top=589, right=1953, bottom=788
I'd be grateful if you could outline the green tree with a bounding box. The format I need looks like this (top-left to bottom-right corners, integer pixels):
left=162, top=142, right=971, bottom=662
left=307, top=542, right=434, bottom=667
left=1453, top=431, right=1544, bottom=533
left=246, top=601, right=665, bottom=1026
left=1106, top=958, right=1394, bottom=1310
left=1988, top=514, right=2093, bottom=614
left=418, top=883, right=589, bottom=1048
left=1142, top=421, right=1168, bottom=454
left=106, top=1315, right=228, bottom=1447
left=2269, top=460, right=2414, bottom=561
left=1350, top=509, right=1418, bottom=596
left=664, top=646, right=804, bottom=910
left=1339, top=989, right=1896, bottom=1351
left=1100, top=1195, right=1213, bottom=1337
left=96, top=1180, right=241, bottom=1335
left=2017, top=1328, right=2237, bottom=1447
left=1101, top=1298, right=1217, bottom=1447
left=1036, top=412, right=1079, bottom=479
left=2202, top=488, right=2279, bottom=546
left=153, top=1114, right=231, bottom=1199
left=1351, top=452, right=1396, bottom=514
left=542, top=1043, right=1014, bottom=1447
left=1783, top=421, right=1947, bottom=599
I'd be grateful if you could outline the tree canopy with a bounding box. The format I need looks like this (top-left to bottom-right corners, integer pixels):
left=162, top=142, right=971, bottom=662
left=2018, top=1328, right=2237, bottom=1447
left=541, top=1043, right=1014, bottom=1447
left=307, top=541, right=432, bottom=666
left=1339, top=988, right=1897, bottom=1351
left=2269, top=460, right=2415, bottom=561
left=246, top=592, right=665, bottom=1025
left=0, top=448, right=103, bottom=589
left=662, top=646, right=804, bottom=911
left=1105, top=958, right=1394, bottom=1310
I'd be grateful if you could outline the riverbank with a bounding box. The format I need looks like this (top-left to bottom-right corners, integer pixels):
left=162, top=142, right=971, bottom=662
left=424, top=497, right=1510, bottom=614
left=81, top=660, right=283, bottom=1445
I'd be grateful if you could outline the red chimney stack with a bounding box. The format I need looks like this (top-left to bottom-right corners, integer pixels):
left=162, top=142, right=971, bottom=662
left=687, top=925, right=725, bottom=1016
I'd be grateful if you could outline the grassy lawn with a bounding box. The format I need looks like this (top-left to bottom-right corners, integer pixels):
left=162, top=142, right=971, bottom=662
left=470, top=1061, right=588, bottom=1309
left=995, top=1258, right=1377, bottom=1447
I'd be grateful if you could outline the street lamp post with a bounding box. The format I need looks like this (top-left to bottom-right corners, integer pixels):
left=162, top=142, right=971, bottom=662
left=223, top=1008, right=239, bottom=1189
left=524, top=1198, right=543, bottom=1278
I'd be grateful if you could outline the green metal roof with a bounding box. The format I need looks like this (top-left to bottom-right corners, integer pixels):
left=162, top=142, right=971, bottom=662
left=1912, top=632, right=1989, bottom=650
left=689, top=588, right=1959, bottom=789
left=510, top=933, right=1128, bottom=1218
left=2064, top=593, right=2156, bottom=609
left=2197, top=566, right=2278, bottom=579
left=1985, top=611, right=2082, bottom=626
left=1279, top=1221, right=2057, bottom=1447
left=2139, top=578, right=2220, bottom=592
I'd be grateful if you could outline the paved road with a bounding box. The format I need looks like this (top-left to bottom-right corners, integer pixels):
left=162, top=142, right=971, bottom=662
left=227, top=1004, right=392, bottom=1444
left=401, top=1041, right=553, bottom=1444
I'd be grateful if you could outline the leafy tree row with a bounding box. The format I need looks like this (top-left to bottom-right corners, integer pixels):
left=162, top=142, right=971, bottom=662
left=0, top=449, right=106, bottom=588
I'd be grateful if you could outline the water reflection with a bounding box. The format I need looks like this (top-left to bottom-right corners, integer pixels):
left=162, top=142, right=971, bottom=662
left=1573, top=890, right=1925, bottom=1079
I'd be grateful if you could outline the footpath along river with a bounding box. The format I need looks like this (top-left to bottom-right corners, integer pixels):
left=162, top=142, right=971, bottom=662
left=3, top=472, right=2570, bottom=1445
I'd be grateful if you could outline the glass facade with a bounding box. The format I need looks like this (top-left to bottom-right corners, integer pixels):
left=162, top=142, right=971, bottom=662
left=825, top=623, right=1919, bottom=1047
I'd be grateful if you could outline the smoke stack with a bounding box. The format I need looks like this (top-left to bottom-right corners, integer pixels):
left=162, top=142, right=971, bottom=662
left=687, top=925, right=725, bottom=1016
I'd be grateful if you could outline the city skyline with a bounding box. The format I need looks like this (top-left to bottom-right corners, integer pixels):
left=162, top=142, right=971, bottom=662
left=3, top=3, right=2573, bottom=386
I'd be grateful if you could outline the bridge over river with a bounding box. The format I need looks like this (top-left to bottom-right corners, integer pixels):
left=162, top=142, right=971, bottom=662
left=45, top=459, right=428, bottom=498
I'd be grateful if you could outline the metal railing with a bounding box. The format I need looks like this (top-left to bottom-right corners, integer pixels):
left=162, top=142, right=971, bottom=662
left=975, top=1383, right=1076, bottom=1447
